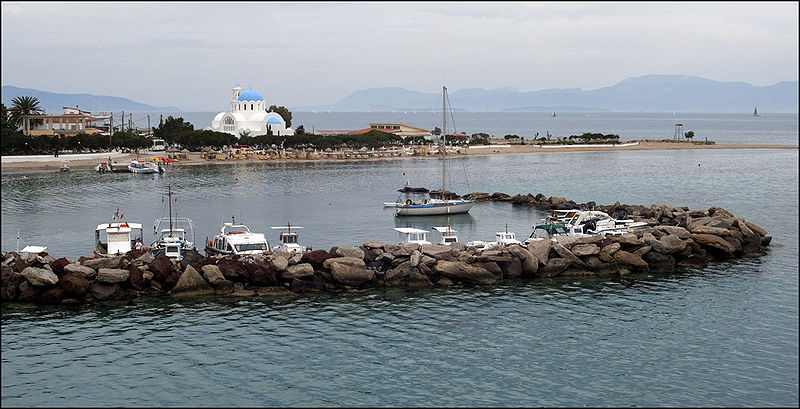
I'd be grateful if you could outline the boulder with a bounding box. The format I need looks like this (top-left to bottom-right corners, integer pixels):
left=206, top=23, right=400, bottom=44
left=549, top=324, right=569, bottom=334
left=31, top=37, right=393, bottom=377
left=89, top=283, right=124, bottom=301
left=499, top=257, right=523, bottom=278
left=654, top=226, right=691, bottom=239
left=538, top=258, right=571, bottom=277
left=151, top=255, right=177, bottom=280
left=1, top=269, right=26, bottom=301
left=21, top=267, right=58, bottom=286
left=250, top=264, right=278, bottom=287
left=527, top=240, right=550, bottom=265
left=613, top=250, right=649, bottom=269
left=691, top=233, right=737, bottom=257
left=330, top=263, right=375, bottom=286
left=551, top=243, right=585, bottom=267
left=291, top=278, right=320, bottom=294
left=136, top=251, right=155, bottom=265
left=606, top=234, right=640, bottom=246
left=323, top=257, right=366, bottom=270
left=421, top=244, right=454, bottom=260
left=362, top=241, right=385, bottom=249
left=281, top=263, right=314, bottom=280
left=97, top=268, right=130, bottom=284
left=598, top=242, right=621, bottom=262
left=82, top=256, right=125, bottom=270
left=64, top=263, right=97, bottom=279
left=689, top=225, right=731, bottom=236
left=201, top=264, right=228, bottom=286
left=642, top=233, right=686, bottom=255
left=17, top=281, right=42, bottom=302
left=180, top=250, right=207, bottom=272
left=300, top=250, right=331, bottom=270
left=744, top=221, right=767, bottom=237
left=49, top=257, right=71, bottom=276
left=643, top=251, right=675, bottom=272
left=58, top=272, right=91, bottom=296
left=571, top=243, right=600, bottom=257
left=215, top=258, right=249, bottom=282
left=171, top=265, right=214, bottom=296
left=128, top=264, right=144, bottom=290
left=271, top=255, right=289, bottom=271
left=335, top=246, right=365, bottom=259
left=433, top=260, right=496, bottom=285
left=39, top=287, right=66, bottom=304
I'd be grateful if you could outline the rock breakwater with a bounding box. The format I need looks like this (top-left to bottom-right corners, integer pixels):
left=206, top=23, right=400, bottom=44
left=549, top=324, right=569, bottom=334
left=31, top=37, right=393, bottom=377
left=2, top=194, right=772, bottom=305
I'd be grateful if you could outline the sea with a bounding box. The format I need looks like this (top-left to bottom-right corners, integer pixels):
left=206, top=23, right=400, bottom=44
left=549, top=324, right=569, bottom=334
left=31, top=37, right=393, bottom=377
left=1, top=112, right=798, bottom=407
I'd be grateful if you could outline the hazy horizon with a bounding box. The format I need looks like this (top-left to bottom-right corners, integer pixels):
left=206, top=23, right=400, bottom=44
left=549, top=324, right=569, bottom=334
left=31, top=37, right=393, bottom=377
left=2, top=2, right=797, bottom=111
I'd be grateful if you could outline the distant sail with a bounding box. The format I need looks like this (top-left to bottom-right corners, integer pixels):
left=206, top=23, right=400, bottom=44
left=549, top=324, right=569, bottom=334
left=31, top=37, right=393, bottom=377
left=754, top=107, right=759, bottom=116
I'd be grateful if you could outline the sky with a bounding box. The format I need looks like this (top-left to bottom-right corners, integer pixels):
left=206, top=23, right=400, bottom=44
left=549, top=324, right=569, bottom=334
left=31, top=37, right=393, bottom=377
left=2, top=1, right=798, bottom=111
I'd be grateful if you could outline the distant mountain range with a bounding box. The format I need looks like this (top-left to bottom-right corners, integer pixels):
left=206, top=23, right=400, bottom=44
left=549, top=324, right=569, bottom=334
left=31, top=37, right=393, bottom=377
left=1, top=86, right=181, bottom=114
left=3, top=75, right=797, bottom=114
left=296, top=75, right=798, bottom=113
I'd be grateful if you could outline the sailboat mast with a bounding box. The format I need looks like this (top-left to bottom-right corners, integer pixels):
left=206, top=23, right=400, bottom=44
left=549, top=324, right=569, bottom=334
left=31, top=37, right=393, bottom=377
left=168, top=185, right=173, bottom=235
left=442, top=86, right=447, bottom=191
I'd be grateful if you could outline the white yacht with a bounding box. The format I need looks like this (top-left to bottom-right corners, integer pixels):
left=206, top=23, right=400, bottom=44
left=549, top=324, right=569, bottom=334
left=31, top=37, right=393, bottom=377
left=205, top=222, right=269, bottom=256
left=270, top=223, right=310, bottom=254
left=128, top=159, right=164, bottom=174
left=468, top=224, right=522, bottom=250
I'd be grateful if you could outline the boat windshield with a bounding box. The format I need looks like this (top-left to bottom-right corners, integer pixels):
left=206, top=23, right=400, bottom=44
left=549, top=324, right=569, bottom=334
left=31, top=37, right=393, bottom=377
left=235, top=243, right=268, bottom=252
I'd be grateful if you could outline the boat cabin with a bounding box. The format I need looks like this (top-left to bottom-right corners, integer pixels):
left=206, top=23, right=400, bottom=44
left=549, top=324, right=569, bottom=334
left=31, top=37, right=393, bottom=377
left=394, top=227, right=431, bottom=245
left=270, top=224, right=309, bottom=254
left=207, top=223, right=269, bottom=256
left=95, top=222, right=143, bottom=256
left=432, top=226, right=458, bottom=245
left=495, top=231, right=521, bottom=245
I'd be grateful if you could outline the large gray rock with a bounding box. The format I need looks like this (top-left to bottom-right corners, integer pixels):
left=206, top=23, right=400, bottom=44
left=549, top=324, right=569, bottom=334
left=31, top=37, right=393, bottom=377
left=642, top=233, right=686, bottom=255
left=538, top=258, right=571, bottom=277
left=744, top=221, right=767, bottom=237
left=89, top=283, right=124, bottom=301
left=271, top=255, right=289, bottom=272
left=551, top=243, right=585, bottom=267
left=689, top=225, right=731, bottom=236
left=433, top=260, right=496, bottom=285
left=571, top=243, right=600, bottom=257
left=607, top=234, right=640, bottom=246
left=97, top=268, right=130, bottom=284
left=171, top=265, right=214, bottom=296
left=385, top=244, right=418, bottom=257
left=323, top=257, right=365, bottom=270
left=613, top=250, right=649, bottom=269
left=654, top=226, right=691, bottom=239
left=420, top=244, right=453, bottom=260
left=21, top=267, right=58, bottom=286
left=201, top=264, right=228, bottom=286
left=598, top=242, right=621, bottom=262
left=336, top=246, right=365, bottom=259
left=691, top=233, right=737, bottom=256
left=527, top=240, right=551, bottom=265
left=82, top=256, right=125, bottom=270
left=63, top=263, right=97, bottom=279
left=330, top=263, right=375, bottom=286
left=281, top=263, right=314, bottom=280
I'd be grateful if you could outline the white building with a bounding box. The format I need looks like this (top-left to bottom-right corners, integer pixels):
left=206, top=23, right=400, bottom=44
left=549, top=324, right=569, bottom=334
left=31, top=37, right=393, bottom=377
left=210, top=85, right=294, bottom=137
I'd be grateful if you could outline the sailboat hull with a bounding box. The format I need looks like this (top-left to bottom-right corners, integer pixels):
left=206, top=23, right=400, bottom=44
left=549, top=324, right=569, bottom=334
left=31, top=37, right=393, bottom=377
left=394, top=200, right=475, bottom=216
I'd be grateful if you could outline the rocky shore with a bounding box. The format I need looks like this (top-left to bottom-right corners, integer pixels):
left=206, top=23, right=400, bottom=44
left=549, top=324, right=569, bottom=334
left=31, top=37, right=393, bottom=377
left=1, top=193, right=772, bottom=305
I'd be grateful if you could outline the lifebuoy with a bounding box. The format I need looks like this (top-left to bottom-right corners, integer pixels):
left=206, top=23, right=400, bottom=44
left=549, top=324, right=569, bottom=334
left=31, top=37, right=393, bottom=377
left=406, top=199, right=412, bottom=205
left=551, top=210, right=557, bottom=218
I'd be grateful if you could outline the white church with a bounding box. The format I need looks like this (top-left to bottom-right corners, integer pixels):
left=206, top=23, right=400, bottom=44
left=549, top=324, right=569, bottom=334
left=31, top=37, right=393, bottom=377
left=209, top=85, right=294, bottom=137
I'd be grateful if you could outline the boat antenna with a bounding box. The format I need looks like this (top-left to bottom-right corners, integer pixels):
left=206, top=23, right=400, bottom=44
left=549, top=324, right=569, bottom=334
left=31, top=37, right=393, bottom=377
left=168, top=184, right=173, bottom=236
left=442, top=85, right=447, bottom=192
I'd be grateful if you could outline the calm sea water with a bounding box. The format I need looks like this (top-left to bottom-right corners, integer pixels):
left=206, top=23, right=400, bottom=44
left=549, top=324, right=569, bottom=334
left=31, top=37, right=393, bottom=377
left=1, top=112, right=798, bottom=407
left=141, top=111, right=798, bottom=146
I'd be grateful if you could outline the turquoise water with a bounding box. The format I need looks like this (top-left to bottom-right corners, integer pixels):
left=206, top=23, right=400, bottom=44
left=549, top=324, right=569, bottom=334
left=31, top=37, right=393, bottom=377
left=1, top=130, right=798, bottom=405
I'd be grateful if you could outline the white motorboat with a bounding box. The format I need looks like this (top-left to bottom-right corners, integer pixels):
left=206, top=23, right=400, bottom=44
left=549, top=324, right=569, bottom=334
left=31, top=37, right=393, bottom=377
left=150, top=185, right=198, bottom=260
left=93, top=210, right=144, bottom=257
left=394, top=227, right=431, bottom=245
left=393, top=86, right=476, bottom=216
left=128, top=159, right=164, bottom=174
left=561, top=210, right=648, bottom=236
left=468, top=224, right=522, bottom=250
left=432, top=226, right=459, bottom=245
left=270, top=222, right=310, bottom=254
left=205, top=222, right=269, bottom=256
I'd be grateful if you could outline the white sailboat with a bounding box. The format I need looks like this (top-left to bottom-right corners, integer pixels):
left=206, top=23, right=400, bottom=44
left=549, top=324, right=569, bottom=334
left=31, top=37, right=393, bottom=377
left=393, top=86, right=476, bottom=216
left=150, top=185, right=198, bottom=260
left=753, top=107, right=759, bottom=117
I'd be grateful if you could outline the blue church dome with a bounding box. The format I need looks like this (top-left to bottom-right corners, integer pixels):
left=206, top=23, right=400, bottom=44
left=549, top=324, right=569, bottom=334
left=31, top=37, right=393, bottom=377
left=266, top=117, right=282, bottom=125
left=238, top=89, right=264, bottom=101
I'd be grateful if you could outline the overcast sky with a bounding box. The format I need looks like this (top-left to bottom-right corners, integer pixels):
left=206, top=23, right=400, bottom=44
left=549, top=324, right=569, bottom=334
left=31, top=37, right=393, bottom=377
left=2, top=1, right=798, bottom=111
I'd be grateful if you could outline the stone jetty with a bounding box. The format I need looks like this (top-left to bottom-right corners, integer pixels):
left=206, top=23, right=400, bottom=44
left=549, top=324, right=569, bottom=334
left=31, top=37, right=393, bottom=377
left=1, top=193, right=772, bottom=305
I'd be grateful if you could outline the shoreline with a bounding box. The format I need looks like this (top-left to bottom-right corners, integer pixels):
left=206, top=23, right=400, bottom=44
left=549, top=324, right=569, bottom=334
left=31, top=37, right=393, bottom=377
left=1, top=140, right=796, bottom=171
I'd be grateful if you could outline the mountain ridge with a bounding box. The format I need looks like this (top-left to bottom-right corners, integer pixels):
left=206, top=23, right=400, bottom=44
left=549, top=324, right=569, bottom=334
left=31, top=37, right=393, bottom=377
left=1, top=86, right=181, bottom=114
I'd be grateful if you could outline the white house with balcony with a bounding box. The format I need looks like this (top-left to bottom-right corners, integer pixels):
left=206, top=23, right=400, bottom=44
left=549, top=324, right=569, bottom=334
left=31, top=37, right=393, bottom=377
left=209, top=85, right=294, bottom=137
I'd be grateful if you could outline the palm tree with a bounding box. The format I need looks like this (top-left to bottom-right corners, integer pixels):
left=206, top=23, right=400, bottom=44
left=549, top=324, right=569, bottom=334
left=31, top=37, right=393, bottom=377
left=9, top=96, right=43, bottom=134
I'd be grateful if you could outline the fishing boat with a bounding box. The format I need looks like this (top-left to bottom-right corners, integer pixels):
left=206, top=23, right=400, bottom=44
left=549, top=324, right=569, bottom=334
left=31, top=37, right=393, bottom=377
left=392, top=86, right=476, bottom=216
left=95, top=158, right=123, bottom=173
left=150, top=185, right=198, bottom=260
left=270, top=222, right=310, bottom=254
left=394, top=227, right=432, bottom=245
left=93, top=209, right=144, bottom=258
left=468, top=224, right=522, bottom=250
left=14, top=228, right=47, bottom=254
left=128, top=159, right=164, bottom=174
left=205, top=220, right=269, bottom=256
left=432, top=226, right=459, bottom=245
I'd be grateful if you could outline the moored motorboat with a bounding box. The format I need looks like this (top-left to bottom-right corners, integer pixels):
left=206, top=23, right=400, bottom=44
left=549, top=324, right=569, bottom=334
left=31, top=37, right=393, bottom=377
left=432, top=226, right=459, bottom=245
left=270, top=222, right=310, bottom=254
left=150, top=185, right=198, bottom=260
left=394, top=227, right=432, bottom=245
left=205, top=222, right=269, bottom=256
left=128, top=159, right=164, bottom=174
left=93, top=210, right=144, bottom=258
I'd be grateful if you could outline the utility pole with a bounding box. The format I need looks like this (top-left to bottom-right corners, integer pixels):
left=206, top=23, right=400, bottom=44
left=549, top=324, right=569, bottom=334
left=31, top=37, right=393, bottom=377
left=121, top=111, right=124, bottom=132
left=109, top=112, right=113, bottom=148
left=129, top=113, right=132, bottom=131
left=147, top=114, right=151, bottom=136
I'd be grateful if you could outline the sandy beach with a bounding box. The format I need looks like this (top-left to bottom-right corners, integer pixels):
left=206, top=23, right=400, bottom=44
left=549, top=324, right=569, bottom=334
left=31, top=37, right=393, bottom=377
left=1, top=140, right=796, bottom=171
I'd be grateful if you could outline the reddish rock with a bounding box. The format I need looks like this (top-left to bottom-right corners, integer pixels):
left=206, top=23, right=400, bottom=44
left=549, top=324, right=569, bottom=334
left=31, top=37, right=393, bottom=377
left=39, top=287, right=65, bottom=304
left=291, top=278, right=319, bottom=293
left=89, top=283, right=124, bottom=301
left=1, top=267, right=26, bottom=301
left=150, top=255, right=176, bottom=282
left=301, top=250, right=332, bottom=270
left=128, top=264, right=144, bottom=290
left=250, top=265, right=278, bottom=287
left=216, top=258, right=249, bottom=282
left=49, top=257, right=71, bottom=276
left=58, top=272, right=91, bottom=296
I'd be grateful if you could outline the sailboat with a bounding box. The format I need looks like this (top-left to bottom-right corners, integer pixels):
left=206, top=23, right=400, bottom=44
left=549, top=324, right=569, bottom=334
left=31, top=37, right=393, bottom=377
left=753, top=107, right=759, bottom=117
left=392, top=86, right=476, bottom=216
left=552, top=111, right=557, bottom=117
left=150, top=185, right=198, bottom=260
